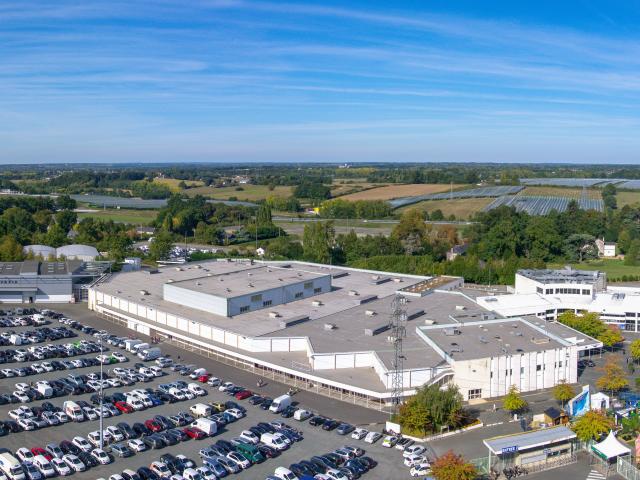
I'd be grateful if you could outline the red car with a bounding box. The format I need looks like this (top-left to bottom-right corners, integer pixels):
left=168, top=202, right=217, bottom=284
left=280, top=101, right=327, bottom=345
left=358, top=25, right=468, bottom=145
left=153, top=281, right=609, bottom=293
left=182, top=427, right=206, bottom=440
left=144, top=419, right=163, bottom=433
left=234, top=390, right=252, bottom=400
left=31, top=447, right=52, bottom=461
left=114, top=401, right=134, bottom=413
left=197, top=374, right=210, bottom=383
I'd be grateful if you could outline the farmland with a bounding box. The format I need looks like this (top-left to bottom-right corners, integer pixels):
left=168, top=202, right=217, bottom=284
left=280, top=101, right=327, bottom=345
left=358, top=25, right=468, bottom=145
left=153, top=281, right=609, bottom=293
left=398, top=197, right=493, bottom=219
left=330, top=179, right=384, bottom=198
left=185, top=184, right=293, bottom=201
left=153, top=177, right=204, bottom=191
left=77, top=207, right=157, bottom=225
left=617, top=190, right=640, bottom=207
left=340, top=183, right=465, bottom=201
left=521, top=186, right=602, bottom=199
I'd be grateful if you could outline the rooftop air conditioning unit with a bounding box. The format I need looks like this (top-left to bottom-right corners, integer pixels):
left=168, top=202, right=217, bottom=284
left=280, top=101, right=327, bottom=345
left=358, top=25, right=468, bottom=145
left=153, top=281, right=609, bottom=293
left=194, top=265, right=201, bottom=269
left=455, top=305, right=466, bottom=311
left=175, top=267, right=182, bottom=271
left=311, top=300, right=323, bottom=307
left=139, top=290, right=149, bottom=295
left=348, top=290, right=359, bottom=296
left=167, top=279, right=174, bottom=283
left=324, top=323, right=336, bottom=331
left=268, top=311, right=280, bottom=318
left=365, top=310, right=376, bottom=316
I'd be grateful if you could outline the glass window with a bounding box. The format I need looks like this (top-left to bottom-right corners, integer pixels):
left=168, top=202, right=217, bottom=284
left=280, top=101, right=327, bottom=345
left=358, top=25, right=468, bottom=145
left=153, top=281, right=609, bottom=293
left=262, top=300, right=272, bottom=307
left=468, top=389, right=481, bottom=399
left=294, top=292, right=304, bottom=299
left=239, top=305, right=250, bottom=313
left=304, top=282, right=313, bottom=289
left=250, top=294, right=262, bottom=302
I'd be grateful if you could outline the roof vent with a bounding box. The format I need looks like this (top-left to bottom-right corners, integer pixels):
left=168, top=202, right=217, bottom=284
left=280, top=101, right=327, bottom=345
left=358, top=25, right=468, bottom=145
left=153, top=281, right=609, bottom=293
left=175, top=267, right=182, bottom=271
left=268, top=311, right=280, bottom=318
left=365, top=310, right=376, bottom=316
left=311, top=300, right=323, bottom=307
left=139, top=290, right=149, bottom=295
left=324, top=323, right=337, bottom=331
left=248, top=283, right=254, bottom=288
left=195, top=282, right=201, bottom=286
left=248, top=272, right=252, bottom=276
left=348, top=290, right=359, bottom=296
left=531, top=336, right=550, bottom=344
left=455, top=305, right=466, bottom=311
left=194, top=265, right=201, bottom=269
left=479, top=336, right=488, bottom=344
left=167, top=279, right=174, bottom=283
left=443, top=327, right=461, bottom=336
left=393, top=278, right=403, bottom=283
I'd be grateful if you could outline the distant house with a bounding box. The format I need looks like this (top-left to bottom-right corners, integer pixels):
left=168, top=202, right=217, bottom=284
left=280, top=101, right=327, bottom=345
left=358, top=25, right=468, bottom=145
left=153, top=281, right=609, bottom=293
left=136, top=226, right=156, bottom=236
left=446, top=244, right=468, bottom=261
left=595, top=238, right=616, bottom=258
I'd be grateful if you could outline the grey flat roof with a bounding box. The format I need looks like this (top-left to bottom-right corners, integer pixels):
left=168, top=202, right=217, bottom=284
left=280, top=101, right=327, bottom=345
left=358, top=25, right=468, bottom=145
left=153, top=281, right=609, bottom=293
left=484, top=426, right=576, bottom=455
left=518, top=268, right=603, bottom=285
left=0, top=260, right=86, bottom=276
left=168, top=265, right=328, bottom=299
left=418, top=318, right=567, bottom=361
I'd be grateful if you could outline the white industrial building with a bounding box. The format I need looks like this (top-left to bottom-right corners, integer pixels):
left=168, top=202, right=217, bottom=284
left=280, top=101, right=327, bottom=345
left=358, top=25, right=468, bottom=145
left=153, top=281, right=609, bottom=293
left=88, top=260, right=600, bottom=409
left=478, top=268, right=640, bottom=331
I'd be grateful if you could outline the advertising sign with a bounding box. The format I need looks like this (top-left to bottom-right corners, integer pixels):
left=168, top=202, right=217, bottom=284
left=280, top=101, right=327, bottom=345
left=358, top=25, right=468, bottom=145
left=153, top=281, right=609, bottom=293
left=568, top=385, right=590, bottom=417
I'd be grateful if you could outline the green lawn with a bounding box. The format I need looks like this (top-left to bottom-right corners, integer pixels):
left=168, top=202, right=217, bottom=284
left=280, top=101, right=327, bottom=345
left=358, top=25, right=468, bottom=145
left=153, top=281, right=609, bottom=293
left=77, top=208, right=157, bottom=225
left=550, top=259, right=640, bottom=281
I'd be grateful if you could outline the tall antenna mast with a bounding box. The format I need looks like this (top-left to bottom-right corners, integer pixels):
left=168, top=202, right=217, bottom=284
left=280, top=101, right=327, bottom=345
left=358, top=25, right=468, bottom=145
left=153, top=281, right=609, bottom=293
left=390, top=294, right=407, bottom=415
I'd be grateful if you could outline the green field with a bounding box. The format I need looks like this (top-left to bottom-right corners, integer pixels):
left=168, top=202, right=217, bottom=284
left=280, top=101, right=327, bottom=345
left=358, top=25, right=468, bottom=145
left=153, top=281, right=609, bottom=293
left=550, top=259, right=640, bottom=281
left=617, top=191, right=640, bottom=207
left=185, top=184, right=293, bottom=201
left=77, top=208, right=157, bottom=225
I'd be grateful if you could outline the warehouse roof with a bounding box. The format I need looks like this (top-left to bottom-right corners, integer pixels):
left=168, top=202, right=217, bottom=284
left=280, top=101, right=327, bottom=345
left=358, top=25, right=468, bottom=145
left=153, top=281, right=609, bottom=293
left=167, top=265, right=328, bottom=299
left=518, top=268, right=603, bottom=285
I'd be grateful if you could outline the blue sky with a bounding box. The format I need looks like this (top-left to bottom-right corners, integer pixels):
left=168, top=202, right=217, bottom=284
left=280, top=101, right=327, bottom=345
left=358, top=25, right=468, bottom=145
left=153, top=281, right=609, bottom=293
left=1, top=1, right=640, bottom=164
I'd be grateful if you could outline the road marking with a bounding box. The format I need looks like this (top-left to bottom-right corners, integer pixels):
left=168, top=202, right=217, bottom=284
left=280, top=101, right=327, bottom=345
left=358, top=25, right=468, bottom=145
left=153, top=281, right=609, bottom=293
left=586, top=470, right=606, bottom=479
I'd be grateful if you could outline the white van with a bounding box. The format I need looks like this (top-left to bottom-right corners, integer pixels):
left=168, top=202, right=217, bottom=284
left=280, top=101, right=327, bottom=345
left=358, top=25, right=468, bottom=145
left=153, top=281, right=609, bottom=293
left=63, top=401, right=84, bottom=422
left=269, top=394, right=292, bottom=413
left=0, top=452, right=25, bottom=480
left=294, top=409, right=312, bottom=421
left=124, top=339, right=142, bottom=352
left=260, top=432, right=288, bottom=451
left=182, top=468, right=203, bottom=480
left=191, top=418, right=217, bottom=436
left=189, top=403, right=212, bottom=418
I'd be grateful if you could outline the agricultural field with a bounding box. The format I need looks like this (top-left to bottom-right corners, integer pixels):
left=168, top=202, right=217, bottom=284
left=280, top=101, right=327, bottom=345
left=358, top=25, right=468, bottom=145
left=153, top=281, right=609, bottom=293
left=617, top=190, right=640, bottom=207
left=398, top=197, right=493, bottom=219
left=153, top=177, right=204, bottom=191
left=550, top=259, right=635, bottom=282
left=521, top=186, right=602, bottom=199
left=185, top=184, right=293, bottom=201
left=330, top=179, right=384, bottom=197
left=340, top=183, right=466, bottom=201
left=77, top=207, right=157, bottom=225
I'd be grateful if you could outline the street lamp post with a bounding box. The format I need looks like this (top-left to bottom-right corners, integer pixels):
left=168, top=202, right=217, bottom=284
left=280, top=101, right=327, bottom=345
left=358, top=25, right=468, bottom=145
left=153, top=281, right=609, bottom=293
left=99, top=334, right=104, bottom=450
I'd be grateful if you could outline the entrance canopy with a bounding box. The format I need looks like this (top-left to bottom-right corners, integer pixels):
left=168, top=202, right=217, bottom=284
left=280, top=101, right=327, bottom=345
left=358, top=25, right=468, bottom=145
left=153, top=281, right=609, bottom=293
left=592, top=431, right=630, bottom=460
left=484, top=426, right=576, bottom=456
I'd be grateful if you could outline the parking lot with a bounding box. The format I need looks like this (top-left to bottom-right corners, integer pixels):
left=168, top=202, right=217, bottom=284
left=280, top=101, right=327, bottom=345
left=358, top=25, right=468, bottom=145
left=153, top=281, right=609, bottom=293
left=0, top=305, right=429, bottom=480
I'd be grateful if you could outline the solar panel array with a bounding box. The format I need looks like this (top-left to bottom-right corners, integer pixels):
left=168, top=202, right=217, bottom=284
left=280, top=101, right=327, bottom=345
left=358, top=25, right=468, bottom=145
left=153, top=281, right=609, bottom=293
left=484, top=195, right=604, bottom=215
left=69, top=194, right=257, bottom=209
left=617, top=180, right=640, bottom=189
left=388, top=186, right=524, bottom=208
left=519, top=178, right=635, bottom=188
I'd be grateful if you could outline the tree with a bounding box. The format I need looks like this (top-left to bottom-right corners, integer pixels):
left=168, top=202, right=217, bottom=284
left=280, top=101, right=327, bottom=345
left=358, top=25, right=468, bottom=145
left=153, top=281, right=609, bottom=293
left=392, top=209, right=428, bottom=255
left=599, top=325, right=624, bottom=348
left=431, top=451, right=477, bottom=480
left=302, top=221, right=335, bottom=264
left=572, top=409, right=613, bottom=442
left=55, top=210, right=77, bottom=234
left=397, top=384, right=463, bottom=436
left=0, top=235, right=24, bottom=261
left=630, top=339, right=640, bottom=363
left=503, top=385, right=527, bottom=416
left=553, top=380, right=576, bottom=408
left=149, top=230, right=174, bottom=261
left=256, top=204, right=273, bottom=226
left=564, top=234, right=597, bottom=263
left=55, top=195, right=77, bottom=211
left=596, top=356, right=629, bottom=395
left=625, top=239, right=640, bottom=266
